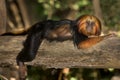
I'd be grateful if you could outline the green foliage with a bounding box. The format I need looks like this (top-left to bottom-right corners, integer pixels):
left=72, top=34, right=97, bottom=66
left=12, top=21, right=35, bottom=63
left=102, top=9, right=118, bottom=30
left=36, top=0, right=92, bottom=20
left=101, top=0, right=120, bottom=29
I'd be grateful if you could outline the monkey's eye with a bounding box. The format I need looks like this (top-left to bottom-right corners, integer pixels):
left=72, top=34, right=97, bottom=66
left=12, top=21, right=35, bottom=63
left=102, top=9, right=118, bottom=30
left=86, top=21, right=90, bottom=26
left=86, top=21, right=95, bottom=27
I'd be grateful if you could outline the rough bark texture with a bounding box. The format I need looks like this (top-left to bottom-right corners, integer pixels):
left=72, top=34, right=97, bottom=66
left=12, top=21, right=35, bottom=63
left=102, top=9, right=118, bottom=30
left=0, top=36, right=120, bottom=68
left=0, top=0, right=6, bottom=34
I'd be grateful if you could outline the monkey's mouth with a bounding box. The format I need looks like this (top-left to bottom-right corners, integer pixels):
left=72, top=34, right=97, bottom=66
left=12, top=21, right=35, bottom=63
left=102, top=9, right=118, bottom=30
left=86, top=32, right=94, bottom=36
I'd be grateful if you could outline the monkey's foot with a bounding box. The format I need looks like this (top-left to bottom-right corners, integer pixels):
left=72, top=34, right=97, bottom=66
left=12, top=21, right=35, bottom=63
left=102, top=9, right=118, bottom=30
left=18, top=61, right=27, bottom=80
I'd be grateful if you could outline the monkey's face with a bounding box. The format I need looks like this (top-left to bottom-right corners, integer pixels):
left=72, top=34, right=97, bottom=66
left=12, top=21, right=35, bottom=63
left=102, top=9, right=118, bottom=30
left=77, top=15, right=101, bottom=36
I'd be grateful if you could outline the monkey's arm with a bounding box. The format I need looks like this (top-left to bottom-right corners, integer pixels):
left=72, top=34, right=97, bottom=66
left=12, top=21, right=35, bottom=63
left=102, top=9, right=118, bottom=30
left=77, top=34, right=111, bottom=49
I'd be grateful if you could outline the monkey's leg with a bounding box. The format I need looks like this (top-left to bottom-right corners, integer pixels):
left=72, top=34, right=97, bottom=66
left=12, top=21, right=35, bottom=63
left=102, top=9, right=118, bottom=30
left=16, top=26, right=44, bottom=79
left=77, top=34, right=112, bottom=49
left=17, top=28, right=44, bottom=62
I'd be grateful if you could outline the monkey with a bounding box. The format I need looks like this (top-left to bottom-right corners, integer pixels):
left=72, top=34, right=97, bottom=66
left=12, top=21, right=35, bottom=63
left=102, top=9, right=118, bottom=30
left=16, top=15, right=111, bottom=79
left=16, top=15, right=103, bottom=62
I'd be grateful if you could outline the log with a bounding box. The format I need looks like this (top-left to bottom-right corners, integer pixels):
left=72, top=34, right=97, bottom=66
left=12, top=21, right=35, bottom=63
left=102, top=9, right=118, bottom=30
left=0, top=36, right=120, bottom=68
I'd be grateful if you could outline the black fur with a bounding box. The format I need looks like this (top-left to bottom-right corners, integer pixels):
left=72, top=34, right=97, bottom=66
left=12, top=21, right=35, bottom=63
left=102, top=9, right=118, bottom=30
left=73, top=27, right=88, bottom=47
left=17, top=19, right=75, bottom=62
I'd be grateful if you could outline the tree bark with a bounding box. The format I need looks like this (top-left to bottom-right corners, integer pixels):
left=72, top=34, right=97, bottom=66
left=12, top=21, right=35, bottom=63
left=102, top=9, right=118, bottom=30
left=92, top=0, right=104, bottom=25
left=0, top=36, right=120, bottom=68
left=17, top=0, right=30, bottom=29
left=0, top=0, right=7, bottom=35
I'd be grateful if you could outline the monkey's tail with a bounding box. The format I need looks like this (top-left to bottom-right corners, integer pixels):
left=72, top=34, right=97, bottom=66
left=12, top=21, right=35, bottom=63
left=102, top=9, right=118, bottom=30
left=1, top=27, right=30, bottom=36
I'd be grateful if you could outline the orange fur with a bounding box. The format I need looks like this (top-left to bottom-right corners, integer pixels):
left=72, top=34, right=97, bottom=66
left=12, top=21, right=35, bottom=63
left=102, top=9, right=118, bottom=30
left=77, top=34, right=112, bottom=49
left=78, top=36, right=103, bottom=49
left=77, top=15, right=101, bottom=36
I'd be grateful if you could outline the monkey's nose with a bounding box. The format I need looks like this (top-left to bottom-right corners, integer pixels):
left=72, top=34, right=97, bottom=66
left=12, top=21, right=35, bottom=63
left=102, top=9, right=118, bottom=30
left=86, top=26, right=93, bottom=33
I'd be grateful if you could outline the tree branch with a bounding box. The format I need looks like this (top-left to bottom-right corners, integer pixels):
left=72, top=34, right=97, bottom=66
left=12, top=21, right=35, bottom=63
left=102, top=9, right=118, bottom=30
left=0, top=36, right=120, bottom=68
